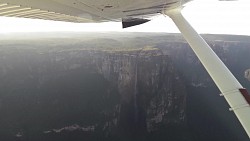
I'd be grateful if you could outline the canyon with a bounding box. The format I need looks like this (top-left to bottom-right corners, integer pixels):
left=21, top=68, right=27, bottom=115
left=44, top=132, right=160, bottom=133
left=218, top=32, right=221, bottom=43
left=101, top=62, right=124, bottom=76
left=0, top=32, right=249, bottom=141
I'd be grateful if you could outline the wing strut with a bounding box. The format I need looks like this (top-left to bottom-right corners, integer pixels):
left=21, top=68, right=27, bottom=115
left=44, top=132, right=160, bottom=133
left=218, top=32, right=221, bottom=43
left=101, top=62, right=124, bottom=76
left=165, top=8, right=250, bottom=138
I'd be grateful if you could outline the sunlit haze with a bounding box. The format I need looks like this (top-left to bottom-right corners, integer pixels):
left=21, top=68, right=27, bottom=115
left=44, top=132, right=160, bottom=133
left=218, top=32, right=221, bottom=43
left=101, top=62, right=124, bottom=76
left=0, top=0, right=249, bottom=35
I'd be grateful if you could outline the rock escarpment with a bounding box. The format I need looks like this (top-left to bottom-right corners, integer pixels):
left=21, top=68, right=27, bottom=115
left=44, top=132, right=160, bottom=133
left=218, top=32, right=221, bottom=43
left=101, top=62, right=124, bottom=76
left=0, top=46, right=186, bottom=141
left=0, top=33, right=250, bottom=141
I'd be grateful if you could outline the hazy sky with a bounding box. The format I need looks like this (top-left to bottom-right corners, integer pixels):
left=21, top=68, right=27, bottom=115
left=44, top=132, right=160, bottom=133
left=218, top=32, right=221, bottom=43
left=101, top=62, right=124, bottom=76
left=0, top=0, right=249, bottom=35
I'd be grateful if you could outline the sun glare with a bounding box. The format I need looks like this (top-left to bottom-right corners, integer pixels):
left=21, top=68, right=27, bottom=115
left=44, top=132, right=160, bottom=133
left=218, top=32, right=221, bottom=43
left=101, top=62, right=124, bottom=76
left=182, top=0, right=250, bottom=35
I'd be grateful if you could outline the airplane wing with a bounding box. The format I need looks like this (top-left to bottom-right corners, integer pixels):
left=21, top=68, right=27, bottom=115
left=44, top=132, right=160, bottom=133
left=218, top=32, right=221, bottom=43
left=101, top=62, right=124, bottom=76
left=0, top=0, right=191, bottom=23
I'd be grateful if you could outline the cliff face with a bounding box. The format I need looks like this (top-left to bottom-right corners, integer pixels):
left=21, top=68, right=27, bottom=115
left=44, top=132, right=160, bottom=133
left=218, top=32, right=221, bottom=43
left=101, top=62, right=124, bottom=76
left=97, top=49, right=186, bottom=134
left=0, top=33, right=250, bottom=141
left=156, top=39, right=250, bottom=141
left=0, top=45, right=186, bottom=141
left=157, top=40, right=250, bottom=88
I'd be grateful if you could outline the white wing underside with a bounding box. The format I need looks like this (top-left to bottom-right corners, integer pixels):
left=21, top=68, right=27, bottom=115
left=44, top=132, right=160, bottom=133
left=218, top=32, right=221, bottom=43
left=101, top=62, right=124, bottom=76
left=0, top=0, right=191, bottom=23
